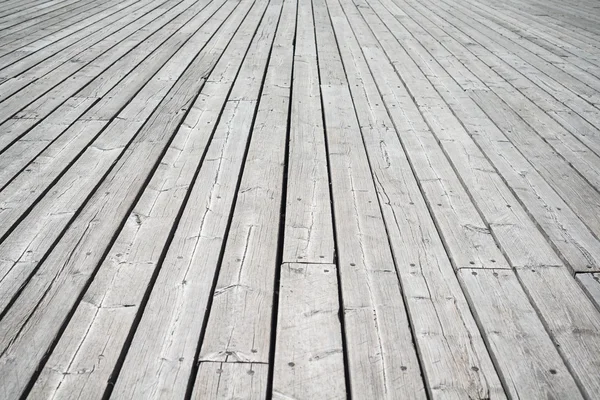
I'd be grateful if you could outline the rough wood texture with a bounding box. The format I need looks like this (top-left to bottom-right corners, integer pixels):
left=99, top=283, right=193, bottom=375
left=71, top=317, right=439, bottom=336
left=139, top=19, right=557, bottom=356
left=106, top=1, right=273, bottom=397
left=282, top=0, right=335, bottom=264
left=314, top=0, right=426, bottom=397
left=2, top=0, right=600, bottom=397
left=0, top=2, right=246, bottom=398
left=198, top=0, right=293, bottom=366
left=516, top=266, right=600, bottom=398
left=459, top=268, right=585, bottom=399
left=272, top=263, right=346, bottom=399
left=577, top=273, right=600, bottom=311
left=193, top=362, right=268, bottom=399
left=27, top=2, right=262, bottom=397
left=329, top=0, right=506, bottom=397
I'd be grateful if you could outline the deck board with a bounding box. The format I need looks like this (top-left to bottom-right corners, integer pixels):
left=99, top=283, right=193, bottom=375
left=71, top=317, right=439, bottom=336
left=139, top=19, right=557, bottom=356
left=1, top=0, right=600, bottom=398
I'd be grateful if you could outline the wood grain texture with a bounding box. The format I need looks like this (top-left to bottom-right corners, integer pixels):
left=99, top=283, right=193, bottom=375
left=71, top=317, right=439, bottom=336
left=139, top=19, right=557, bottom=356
left=459, top=268, right=585, bottom=399
left=346, top=0, right=509, bottom=271
left=193, top=362, right=268, bottom=399
left=106, top=1, right=273, bottom=397
left=272, top=263, right=346, bottom=399
left=314, top=0, right=425, bottom=396
left=330, top=1, right=506, bottom=397
left=0, top=0, right=222, bottom=235
left=0, top=0, right=232, bottom=316
left=577, top=273, right=600, bottom=313
left=516, top=266, right=600, bottom=398
left=0, top=2, right=244, bottom=397
left=198, top=0, right=294, bottom=366
left=27, top=2, right=262, bottom=396
left=0, top=0, right=199, bottom=151
left=282, top=0, right=335, bottom=264
left=1, top=0, right=600, bottom=397
left=356, top=0, right=563, bottom=269
left=0, top=0, right=175, bottom=101
left=379, top=0, right=600, bottom=273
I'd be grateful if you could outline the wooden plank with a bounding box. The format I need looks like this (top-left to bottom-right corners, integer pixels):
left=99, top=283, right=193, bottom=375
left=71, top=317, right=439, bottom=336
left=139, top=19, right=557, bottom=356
left=0, top=97, right=97, bottom=189
left=457, top=0, right=600, bottom=72
left=356, top=10, right=593, bottom=394
left=422, top=0, right=600, bottom=106
left=355, top=0, right=563, bottom=269
left=0, top=0, right=84, bottom=34
left=516, top=266, right=600, bottom=398
left=0, top=0, right=65, bottom=20
left=0, top=0, right=94, bottom=37
left=470, top=89, right=600, bottom=243
left=103, top=1, right=279, bottom=397
left=0, top=3, right=245, bottom=397
left=0, top=0, right=199, bottom=150
left=0, top=0, right=174, bottom=124
left=313, top=0, right=425, bottom=397
left=272, top=263, right=346, bottom=399
left=193, top=362, right=268, bottom=399
left=109, top=100, right=257, bottom=398
left=0, top=0, right=96, bottom=38
left=485, top=84, right=600, bottom=195
left=446, top=0, right=600, bottom=92
left=0, top=0, right=220, bottom=239
left=383, top=0, right=600, bottom=273
left=410, top=0, right=600, bottom=134
left=282, top=0, right=334, bottom=264
left=27, top=2, right=263, bottom=397
left=490, top=0, right=600, bottom=50
left=329, top=1, right=506, bottom=398
left=0, top=0, right=232, bottom=317
left=459, top=268, right=584, bottom=399
left=432, top=0, right=600, bottom=105
left=401, top=0, right=600, bottom=161
left=0, top=0, right=174, bottom=101
left=197, top=0, right=295, bottom=365
left=345, top=0, right=509, bottom=271
left=577, top=273, right=600, bottom=311
left=0, top=0, right=123, bottom=56
left=0, top=0, right=208, bottom=150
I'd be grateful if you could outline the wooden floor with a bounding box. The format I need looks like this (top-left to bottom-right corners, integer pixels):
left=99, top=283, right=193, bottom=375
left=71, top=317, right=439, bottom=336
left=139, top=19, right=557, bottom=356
left=1, top=0, right=600, bottom=398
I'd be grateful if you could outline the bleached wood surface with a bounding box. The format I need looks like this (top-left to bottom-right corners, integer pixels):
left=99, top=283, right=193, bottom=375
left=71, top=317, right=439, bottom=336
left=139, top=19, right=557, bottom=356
left=1, top=0, right=600, bottom=397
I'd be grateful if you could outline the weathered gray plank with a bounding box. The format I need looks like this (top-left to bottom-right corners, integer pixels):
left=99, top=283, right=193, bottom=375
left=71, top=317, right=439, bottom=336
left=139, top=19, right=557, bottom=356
left=459, top=268, right=585, bottom=399
left=401, top=0, right=600, bottom=160
left=443, top=0, right=600, bottom=93
left=385, top=0, right=600, bottom=273
left=272, top=263, right=346, bottom=399
left=458, top=0, right=600, bottom=72
left=0, top=0, right=211, bottom=126
left=347, top=0, right=509, bottom=270
left=0, top=0, right=101, bottom=41
left=104, top=1, right=278, bottom=397
left=198, top=0, right=295, bottom=365
left=0, top=0, right=174, bottom=101
left=470, top=89, right=600, bottom=243
left=0, top=0, right=127, bottom=58
left=516, top=266, right=600, bottom=398
left=330, top=1, right=506, bottom=398
left=27, top=2, right=262, bottom=397
left=282, top=0, right=334, bottom=264
left=0, top=0, right=68, bottom=21
left=0, top=3, right=245, bottom=397
left=356, top=0, right=562, bottom=269
left=193, top=362, right=268, bottom=399
left=0, top=0, right=219, bottom=241
left=431, top=0, right=600, bottom=106
left=577, top=273, right=600, bottom=311
left=314, top=0, right=425, bottom=396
